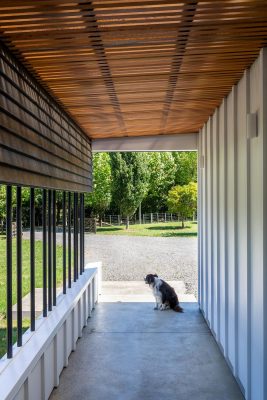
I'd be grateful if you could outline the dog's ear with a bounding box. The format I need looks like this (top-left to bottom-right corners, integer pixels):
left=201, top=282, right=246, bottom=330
left=153, top=274, right=158, bottom=277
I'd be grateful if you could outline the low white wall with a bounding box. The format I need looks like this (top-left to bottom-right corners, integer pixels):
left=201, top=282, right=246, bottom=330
left=0, top=263, right=100, bottom=400
left=198, top=48, right=267, bottom=400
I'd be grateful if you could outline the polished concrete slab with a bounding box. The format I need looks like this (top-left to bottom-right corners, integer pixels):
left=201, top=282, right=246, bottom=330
left=50, top=284, right=244, bottom=400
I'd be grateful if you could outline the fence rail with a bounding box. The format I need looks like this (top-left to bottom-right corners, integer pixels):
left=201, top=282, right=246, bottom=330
left=100, top=212, right=196, bottom=226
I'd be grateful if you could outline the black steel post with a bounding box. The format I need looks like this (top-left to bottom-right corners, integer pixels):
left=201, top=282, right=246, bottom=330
left=48, top=190, right=52, bottom=311
left=63, top=191, right=66, bottom=294
left=42, top=189, right=47, bottom=317
left=30, top=187, right=35, bottom=331
left=52, top=190, right=57, bottom=306
left=6, top=185, right=13, bottom=358
left=68, top=192, right=72, bottom=288
left=79, top=193, right=83, bottom=275
left=73, top=193, right=77, bottom=281
left=16, top=186, right=22, bottom=346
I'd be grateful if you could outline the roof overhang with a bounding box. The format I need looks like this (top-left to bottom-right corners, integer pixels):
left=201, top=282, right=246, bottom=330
left=92, top=133, right=198, bottom=152
left=0, top=1, right=267, bottom=140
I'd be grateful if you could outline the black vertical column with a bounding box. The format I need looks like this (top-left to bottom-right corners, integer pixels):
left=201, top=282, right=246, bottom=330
left=6, top=185, right=13, bottom=358
left=68, top=192, right=72, bottom=288
left=48, top=190, right=52, bottom=311
left=52, top=190, right=57, bottom=306
left=30, top=188, right=35, bottom=331
left=73, top=193, right=77, bottom=282
left=43, top=189, right=47, bottom=317
left=79, top=193, right=84, bottom=275
left=16, top=186, right=22, bottom=346
left=75, top=193, right=79, bottom=281
left=62, top=192, right=66, bottom=294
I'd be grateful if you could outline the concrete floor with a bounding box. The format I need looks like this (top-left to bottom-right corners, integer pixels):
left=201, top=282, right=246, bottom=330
left=50, top=284, right=243, bottom=400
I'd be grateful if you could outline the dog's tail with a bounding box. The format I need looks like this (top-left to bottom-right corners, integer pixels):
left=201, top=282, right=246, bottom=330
left=173, top=304, right=183, bottom=313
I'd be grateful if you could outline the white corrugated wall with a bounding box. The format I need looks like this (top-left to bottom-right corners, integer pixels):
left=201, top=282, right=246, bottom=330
left=198, top=48, right=267, bottom=400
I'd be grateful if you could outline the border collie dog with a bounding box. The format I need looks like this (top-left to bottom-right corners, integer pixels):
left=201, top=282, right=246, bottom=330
left=145, top=274, right=183, bottom=313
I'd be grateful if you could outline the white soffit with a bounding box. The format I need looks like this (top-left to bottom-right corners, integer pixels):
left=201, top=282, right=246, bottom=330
left=92, top=133, right=198, bottom=152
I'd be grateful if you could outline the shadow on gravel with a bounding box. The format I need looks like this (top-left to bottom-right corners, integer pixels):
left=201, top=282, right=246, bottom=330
left=162, top=232, right=197, bottom=237
left=97, top=227, right=122, bottom=232
left=147, top=225, right=191, bottom=231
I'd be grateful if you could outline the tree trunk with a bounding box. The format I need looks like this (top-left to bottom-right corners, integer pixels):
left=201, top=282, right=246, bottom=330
left=182, top=220, right=185, bottom=229
left=126, top=215, right=129, bottom=229
left=99, top=217, right=102, bottom=227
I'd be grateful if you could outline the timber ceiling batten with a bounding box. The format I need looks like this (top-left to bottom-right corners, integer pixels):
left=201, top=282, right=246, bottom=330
left=79, top=1, right=127, bottom=136
left=160, top=0, right=198, bottom=133
left=0, top=1, right=267, bottom=139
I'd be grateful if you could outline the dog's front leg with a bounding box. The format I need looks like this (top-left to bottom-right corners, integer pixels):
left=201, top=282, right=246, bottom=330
left=154, top=296, right=161, bottom=310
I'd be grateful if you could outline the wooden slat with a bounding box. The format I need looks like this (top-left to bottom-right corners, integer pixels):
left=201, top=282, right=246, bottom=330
left=0, top=1, right=267, bottom=139
left=0, top=44, right=92, bottom=191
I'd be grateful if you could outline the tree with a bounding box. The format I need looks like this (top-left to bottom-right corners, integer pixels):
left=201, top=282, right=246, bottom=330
left=85, top=153, right=112, bottom=224
left=110, top=152, right=149, bottom=228
left=167, top=182, right=197, bottom=228
left=172, top=152, right=197, bottom=186
left=141, top=152, right=176, bottom=212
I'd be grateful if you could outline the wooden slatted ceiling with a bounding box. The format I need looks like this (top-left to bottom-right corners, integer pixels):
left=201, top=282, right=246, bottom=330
left=0, top=0, right=267, bottom=139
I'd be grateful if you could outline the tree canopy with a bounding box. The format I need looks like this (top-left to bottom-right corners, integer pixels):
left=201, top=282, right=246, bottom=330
left=110, top=152, right=149, bottom=227
left=167, top=182, right=197, bottom=228
left=85, top=152, right=112, bottom=220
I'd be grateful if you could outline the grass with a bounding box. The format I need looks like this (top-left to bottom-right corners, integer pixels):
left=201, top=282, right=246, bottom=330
left=0, top=319, right=30, bottom=358
left=97, top=221, right=198, bottom=237
left=0, top=238, right=63, bottom=358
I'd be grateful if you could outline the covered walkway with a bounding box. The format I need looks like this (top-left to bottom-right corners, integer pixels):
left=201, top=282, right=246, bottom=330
left=50, top=284, right=243, bottom=400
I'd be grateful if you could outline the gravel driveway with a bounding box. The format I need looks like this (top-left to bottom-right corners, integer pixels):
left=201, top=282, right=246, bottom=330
left=23, top=232, right=198, bottom=298
left=85, top=235, right=198, bottom=298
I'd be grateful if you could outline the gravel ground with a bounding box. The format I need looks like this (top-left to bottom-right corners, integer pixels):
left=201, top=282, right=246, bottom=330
left=23, top=232, right=198, bottom=298
left=85, top=235, right=198, bottom=298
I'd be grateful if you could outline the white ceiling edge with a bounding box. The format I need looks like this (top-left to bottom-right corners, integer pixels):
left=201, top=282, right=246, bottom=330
left=92, top=133, right=198, bottom=152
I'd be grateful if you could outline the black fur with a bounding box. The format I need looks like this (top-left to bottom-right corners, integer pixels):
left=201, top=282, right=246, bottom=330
left=144, top=274, right=183, bottom=313
left=159, top=279, right=183, bottom=312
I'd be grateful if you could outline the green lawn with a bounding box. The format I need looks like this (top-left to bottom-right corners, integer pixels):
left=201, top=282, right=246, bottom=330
left=0, top=319, right=30, bottom=358
left=0, top=238, right=63, bottom=357
left=0, top=239, right=63, bottom=318
left=97, top=221, right=198, bottom=237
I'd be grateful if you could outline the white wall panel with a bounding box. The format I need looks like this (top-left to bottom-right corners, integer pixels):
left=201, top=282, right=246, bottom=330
left=236, top=71, right=248, bottom=393
left=198, top=48, right=267, bottom=400
left=249, top=53, right=264, bottom=400
left=226, top=87, right=237, bottom=373
left=218, top=99, right=227, bottom=352
left=212, top=110, right=219, bottom=337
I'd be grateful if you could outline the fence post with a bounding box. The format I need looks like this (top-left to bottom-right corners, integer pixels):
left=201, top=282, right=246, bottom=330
left=150, top=213, right=153, bottom=223
left=109, top=215, right=112, bottom=225
left=164, top=213, right=166, bottom=222
left=170, top=213, right=173, bottom=222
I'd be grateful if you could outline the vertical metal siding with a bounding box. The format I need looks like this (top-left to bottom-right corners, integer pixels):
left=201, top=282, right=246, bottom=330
left=198, top=49, right=267, bottom=400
